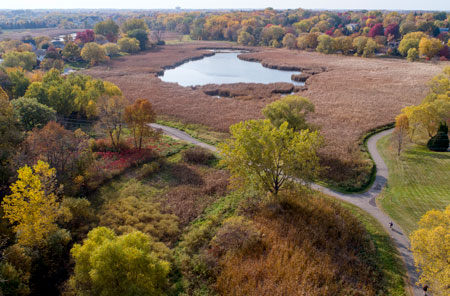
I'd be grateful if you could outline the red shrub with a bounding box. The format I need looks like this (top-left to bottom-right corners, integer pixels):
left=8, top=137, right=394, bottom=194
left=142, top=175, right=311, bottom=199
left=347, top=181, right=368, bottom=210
left=384, top=23, right=399, bottom=39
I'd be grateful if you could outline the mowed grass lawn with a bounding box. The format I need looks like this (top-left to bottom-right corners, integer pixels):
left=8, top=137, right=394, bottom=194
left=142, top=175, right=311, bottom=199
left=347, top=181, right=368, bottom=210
left=378, top=135, right=450, bottom=235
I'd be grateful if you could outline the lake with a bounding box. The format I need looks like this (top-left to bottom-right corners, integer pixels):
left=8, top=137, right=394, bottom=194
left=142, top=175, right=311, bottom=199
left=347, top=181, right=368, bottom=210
left=159, top=51, right=303, bottom=87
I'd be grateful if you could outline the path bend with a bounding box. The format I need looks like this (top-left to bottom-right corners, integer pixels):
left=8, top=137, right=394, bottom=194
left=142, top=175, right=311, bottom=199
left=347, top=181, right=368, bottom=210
left=150, top=123, right=420, bottom=296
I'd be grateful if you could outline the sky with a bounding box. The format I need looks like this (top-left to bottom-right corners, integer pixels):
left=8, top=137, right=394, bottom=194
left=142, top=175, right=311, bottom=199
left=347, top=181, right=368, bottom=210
left=0, top=0, right=449, bottom=11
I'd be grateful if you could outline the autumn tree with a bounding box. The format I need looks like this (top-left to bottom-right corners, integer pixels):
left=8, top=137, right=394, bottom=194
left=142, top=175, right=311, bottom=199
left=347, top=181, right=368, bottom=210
left=94, top=19, right=119, bottom=42
left=96, top=95, right=127, bottom=151
left=368, top=23, right=384, bottom=37
left=102, top=43, right=120, bottom=56
left=124, top=98, right=157, bottom=150
left=419, top=37, right=444, bottom=59
left=394, top=114, right=409, bottom=156
left=398, top=32, right=427, bottom=56
left=282, top=33, right=297, bottom=49
left=219, top=119, right=322, bottom=196
left=75, top=30, right=95, bottom=43
left=24, top=122, right=89, bottom=181
left=7, top=68, right=30, bottom=98
left=1, top=161, right=61, bottom=247
left=262, top=95, right=315, bottom=132
left=0, top=95, right=22, bottom=192
left=80, top=42, right=108, bottom=66
left=70, top=227, right=171, bottom=296
left=11, top=97, right=56, bottom=131
left=297, top=33, right=319, bottom=50
left=410, top=205, right=450, bottom=296
left=237, top=31, right=255, bottom=46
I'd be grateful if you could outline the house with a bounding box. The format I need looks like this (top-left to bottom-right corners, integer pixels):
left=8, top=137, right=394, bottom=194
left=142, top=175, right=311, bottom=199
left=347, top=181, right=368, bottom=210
left=388, top=41, right=400, bottom=50
left=34, top=49, right=46, bottom=62
left=439, top=28, right=449, bottom=35
left=346, top=23, right=360, bottom=33
left=51, top=40, right=65, bottom=49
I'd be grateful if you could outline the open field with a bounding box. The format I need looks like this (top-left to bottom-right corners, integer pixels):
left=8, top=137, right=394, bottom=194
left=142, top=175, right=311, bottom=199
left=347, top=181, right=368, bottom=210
left=0, top=28, right=84, bottom=41
left=378, top=135, right=450, bottom=235
left=85, top=42, right=448, bottom=187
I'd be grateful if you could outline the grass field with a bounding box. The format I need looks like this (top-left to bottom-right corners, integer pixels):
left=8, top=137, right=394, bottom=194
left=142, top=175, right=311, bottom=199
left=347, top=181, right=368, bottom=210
left=378, top=135, right=450, bottom=235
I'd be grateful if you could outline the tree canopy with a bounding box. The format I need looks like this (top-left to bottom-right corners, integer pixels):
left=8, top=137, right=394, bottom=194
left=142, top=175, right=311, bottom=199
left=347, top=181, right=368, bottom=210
left=70, top=227, right=171, bottom=296
left=219, top=119, right=322, bottom=195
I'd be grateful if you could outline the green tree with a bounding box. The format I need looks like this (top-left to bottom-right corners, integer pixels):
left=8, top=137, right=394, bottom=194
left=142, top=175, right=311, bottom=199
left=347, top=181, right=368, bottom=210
left=316, top=34, right=335, bottom=54
left=353, top=36, right=369, bottom=56
left=407, top=48, right=419, bottom=62
left=118, top=37, right=140, bottom=53
left=262, top=95, right=315, bottom=132
left=121, top=18, right=149, bottom=34
left=127, top=29, right=149, bottom=50
left=11, top=97, right=56, bottom=131
left=7, top=68, right=30, bottom=98
left=2, top=51, right=36, bottom=71
left=362, top=38, right=379, bottom=57
left=70, top=227, right=171, bottom=296
left=80, top=42, right=108, bottom=66
left=24, top=81, right=47, bottom=105
left=2, top=161, right=61, bottom=247
left=102, top=43, right=120, bottom=56
left=94, top=19, right=119, bottom=42
left=219, top=119, right=322, bottom=196
left=61, top=41, right=81, bottom=62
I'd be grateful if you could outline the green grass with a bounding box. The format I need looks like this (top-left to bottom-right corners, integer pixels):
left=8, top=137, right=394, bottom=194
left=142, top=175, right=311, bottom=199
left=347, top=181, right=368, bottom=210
left=165, top=35, right=194, bottom=45
left=329, top=195, right=406, bottom=296
left=157, top=116, right=229, bottom=146
left=378, top=134, right=450, bottom=236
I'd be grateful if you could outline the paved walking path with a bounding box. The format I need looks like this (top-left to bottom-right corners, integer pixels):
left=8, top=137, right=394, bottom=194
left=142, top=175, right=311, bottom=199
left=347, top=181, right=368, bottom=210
left=150, top=124, right=421, bottom=296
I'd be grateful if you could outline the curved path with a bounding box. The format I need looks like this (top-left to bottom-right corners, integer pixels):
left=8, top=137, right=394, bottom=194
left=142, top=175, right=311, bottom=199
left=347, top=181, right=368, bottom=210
left=150, top=124, right=421, bottom=296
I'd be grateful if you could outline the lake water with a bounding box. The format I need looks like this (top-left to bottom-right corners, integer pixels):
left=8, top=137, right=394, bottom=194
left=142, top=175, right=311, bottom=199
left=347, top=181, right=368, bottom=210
left=160, top=52, right=303, bottom=86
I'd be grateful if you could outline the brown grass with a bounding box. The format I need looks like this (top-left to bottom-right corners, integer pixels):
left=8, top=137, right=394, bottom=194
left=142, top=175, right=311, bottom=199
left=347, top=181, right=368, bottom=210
left=85, top=43, right=449, bottom=186
left=215, top=193, right=382, bottom=296
left=156, top=163, right=229, bottom=228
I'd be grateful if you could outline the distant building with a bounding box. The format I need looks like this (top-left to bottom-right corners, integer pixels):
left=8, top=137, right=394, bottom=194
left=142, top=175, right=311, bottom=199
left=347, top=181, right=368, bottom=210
left=388, top=41, right=400, bottom=50
left=439, top=28, right=449, bottom=35
left=51, top=40, right=65, bottom=49
left=346, top=23, right=360, bottom=33
left=34, top=49, right=46, bottom=62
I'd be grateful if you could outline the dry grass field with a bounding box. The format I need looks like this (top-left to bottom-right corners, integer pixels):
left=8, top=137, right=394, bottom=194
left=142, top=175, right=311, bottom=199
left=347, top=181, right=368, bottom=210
left=0, top=28, right=84, bottom=41
left=85, top=43, right=449, bottom=187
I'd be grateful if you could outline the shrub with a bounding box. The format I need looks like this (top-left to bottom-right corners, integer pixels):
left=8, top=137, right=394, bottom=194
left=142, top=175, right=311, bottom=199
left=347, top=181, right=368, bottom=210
left=182, top=146, right=216, bottom=165
left=407, top=48, right=419, bottom=62
left=102, top=43, right=120, bottom=56
left=138, top=161, right=163, bottom=179
left=216, top=191, right=382, bottom=296
left=99, top=195, right=180, bottom=243
left=427, top=122, right=449, bottom=152
left=118, top=37, right=140, bottom=53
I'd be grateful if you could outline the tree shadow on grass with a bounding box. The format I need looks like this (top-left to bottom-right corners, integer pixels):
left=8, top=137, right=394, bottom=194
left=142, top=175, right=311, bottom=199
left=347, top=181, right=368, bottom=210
left=405, top=148, right=450, bottom=160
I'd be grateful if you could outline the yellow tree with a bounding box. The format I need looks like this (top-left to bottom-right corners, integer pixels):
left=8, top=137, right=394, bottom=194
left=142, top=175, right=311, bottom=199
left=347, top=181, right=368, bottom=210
left=411, top=205, right=450, bottom=296
left=419, top=37, right=443, bottom=59
left=219, top=119, right=322, bottom=196
left=394, top=114, right=409, bottom=156
left=2, top=161, right=61, bottom=247
left=124, top=99, right=157, bottom=150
